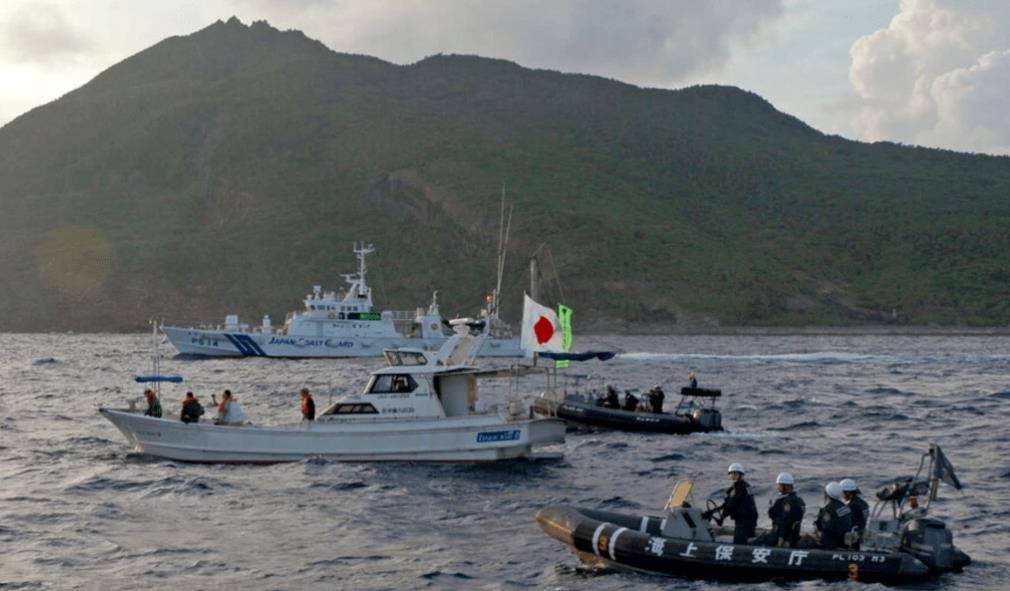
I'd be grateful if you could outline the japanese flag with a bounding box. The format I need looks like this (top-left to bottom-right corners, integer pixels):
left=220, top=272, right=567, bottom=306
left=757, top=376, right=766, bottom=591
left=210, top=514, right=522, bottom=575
left=521, top=294, right=563, bottom=354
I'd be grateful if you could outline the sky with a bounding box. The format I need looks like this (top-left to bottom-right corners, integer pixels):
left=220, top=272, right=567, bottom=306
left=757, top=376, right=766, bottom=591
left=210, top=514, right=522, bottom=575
left=1, top=0, right=1008, bottom=155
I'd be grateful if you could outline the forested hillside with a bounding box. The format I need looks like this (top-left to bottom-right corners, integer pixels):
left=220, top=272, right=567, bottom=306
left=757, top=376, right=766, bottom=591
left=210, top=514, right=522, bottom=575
left=2, top=17, right=1009, bottom=332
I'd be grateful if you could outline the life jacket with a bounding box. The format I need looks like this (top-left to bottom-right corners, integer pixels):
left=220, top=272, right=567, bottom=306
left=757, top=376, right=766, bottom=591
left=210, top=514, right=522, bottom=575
left=301, top=396, right=311, bottom=416
left=218, top=399, right=227, bottom=414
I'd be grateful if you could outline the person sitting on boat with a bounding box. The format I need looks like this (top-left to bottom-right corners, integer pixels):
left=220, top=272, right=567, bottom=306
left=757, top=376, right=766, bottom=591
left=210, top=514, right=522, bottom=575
left=215, top=390, right=246, bottom=426
left=647, top=385, right=665, bottom=414
left=754, top=472, right=805, bottom=547
left=597, top=385, right=621, bottom=409
left=143, top=389, right=162, bottom=418
left=301, top=387, right=316, bottom=421
left=180, top=392, right=204, bottom=424
left=810, top=482, right=853, bottom=549
left=688, top=372, right=698, bottom=389
left=840, top=478, right=869, bottom=547
left=622, top=391, right=639, bottom=412
left=703, top=463, right=758, bottom=544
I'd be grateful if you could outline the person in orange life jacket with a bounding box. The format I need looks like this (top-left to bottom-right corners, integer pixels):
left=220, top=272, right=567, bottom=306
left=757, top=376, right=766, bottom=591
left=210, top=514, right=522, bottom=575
left=215, top=390, right=246, bottom=425
left=301, top=388, right=315, bottom=421
left=143, top=389, right=162, bottom=418
left=180, top=391, right=203, bottom=424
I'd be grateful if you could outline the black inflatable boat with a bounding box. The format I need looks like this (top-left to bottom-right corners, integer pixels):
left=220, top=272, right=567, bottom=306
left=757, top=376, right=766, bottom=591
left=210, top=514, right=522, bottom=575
left=537, top=445, right=970, bottom=585
left=533, top=386, right=723, bottom=434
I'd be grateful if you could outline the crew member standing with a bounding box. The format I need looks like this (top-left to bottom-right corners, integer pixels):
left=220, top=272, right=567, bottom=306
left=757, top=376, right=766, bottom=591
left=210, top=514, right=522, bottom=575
left=647, top=385, right=665, bottom=414
left=840, top=478, right=869, bottom=547
left=813, top=482, right=853, bottom=549
left=688, top=372, right=698, bottom=389
left=704, top=463, right=758, bottom=544
left=301, top=387, right=316, bottom=421
left=755, top=472, right=806, bottom=547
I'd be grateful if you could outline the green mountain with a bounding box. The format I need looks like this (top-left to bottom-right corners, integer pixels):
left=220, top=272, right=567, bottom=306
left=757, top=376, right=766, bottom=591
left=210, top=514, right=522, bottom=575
left=2, top=17, right=1010, bottom=332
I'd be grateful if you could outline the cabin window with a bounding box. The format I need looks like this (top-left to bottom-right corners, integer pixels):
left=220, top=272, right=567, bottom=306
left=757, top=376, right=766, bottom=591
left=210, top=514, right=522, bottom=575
left=322, top=403, right=379, bottom=415
left=368, top=374, right=418, bottom=394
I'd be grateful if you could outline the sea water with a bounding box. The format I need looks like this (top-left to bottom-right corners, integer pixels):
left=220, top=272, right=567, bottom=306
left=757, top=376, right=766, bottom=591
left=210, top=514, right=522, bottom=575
left=1, top=333, right=1008, bottom=590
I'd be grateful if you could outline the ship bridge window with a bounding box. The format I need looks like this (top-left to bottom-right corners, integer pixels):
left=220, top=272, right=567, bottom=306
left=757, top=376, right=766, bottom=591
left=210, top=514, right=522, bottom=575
left=384, top=351, right=427, bottom=366
left=368, top=374, right=418, bottom=394
left=321, top=402, right=379, bottom=416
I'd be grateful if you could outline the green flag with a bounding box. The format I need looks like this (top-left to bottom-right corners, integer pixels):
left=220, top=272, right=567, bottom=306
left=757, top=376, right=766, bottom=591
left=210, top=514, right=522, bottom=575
left=556, top=304, right=573, bottom=368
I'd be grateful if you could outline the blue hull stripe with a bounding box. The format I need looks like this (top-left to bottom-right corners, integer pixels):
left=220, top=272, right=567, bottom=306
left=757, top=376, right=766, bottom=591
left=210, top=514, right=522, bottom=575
left=224, top=333, right=267, bottom=357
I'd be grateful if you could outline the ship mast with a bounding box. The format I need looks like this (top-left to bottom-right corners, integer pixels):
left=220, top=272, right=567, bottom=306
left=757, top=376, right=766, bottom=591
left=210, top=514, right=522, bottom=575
left=492, top=186, right=513, bottom=320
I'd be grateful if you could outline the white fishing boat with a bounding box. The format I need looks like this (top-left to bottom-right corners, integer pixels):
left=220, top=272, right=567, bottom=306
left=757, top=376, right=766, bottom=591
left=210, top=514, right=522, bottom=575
left=99, top=330, right=564, bottom=463
left=162, top=242, right=523, bottom=358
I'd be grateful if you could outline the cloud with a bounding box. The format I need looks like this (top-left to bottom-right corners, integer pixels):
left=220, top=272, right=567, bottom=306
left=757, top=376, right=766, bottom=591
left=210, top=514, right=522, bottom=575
left=0, top=2, right=90, bottom=65
left=239, top=0, right=784, bottom=87
left=844, top=0, right=1010, bottom=154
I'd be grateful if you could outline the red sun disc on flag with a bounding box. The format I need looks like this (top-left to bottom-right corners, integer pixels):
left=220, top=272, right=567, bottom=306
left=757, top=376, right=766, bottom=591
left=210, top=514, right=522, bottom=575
left=534, top=316, right=555, bottom=344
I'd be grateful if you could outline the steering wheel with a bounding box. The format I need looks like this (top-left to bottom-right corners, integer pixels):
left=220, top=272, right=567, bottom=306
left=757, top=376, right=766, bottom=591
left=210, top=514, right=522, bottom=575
left=706, top=498, right=719, bottom=514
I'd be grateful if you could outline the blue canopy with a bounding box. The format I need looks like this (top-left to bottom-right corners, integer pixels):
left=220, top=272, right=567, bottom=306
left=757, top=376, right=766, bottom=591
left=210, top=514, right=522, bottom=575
left=538, top=351, right=616, bottom=362
left=134, top=375, right=184, bottom=383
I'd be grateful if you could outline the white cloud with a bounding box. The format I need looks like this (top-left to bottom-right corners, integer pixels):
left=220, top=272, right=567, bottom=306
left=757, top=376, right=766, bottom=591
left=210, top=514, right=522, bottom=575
left=239, top=0, right=784, bottom=87
left=844, top=0, right=1010, bottom=154
left=0, top=2, right=90, bottom=65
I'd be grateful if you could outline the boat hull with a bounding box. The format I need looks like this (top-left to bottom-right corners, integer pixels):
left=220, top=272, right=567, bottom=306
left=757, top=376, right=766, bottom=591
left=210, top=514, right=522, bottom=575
left=99, top=409, right=564, bottom=463
left=534, top=399, right=718, bottom=434
left=536, top=505, right=949, bottom=584
left=162, top=326, right=523, bottom=358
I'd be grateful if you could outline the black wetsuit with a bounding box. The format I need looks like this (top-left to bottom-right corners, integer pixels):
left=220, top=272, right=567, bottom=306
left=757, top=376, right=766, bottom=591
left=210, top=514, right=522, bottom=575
left=647, top=388, right=665, bottom=414
left=722, top=479, right=759, bottom=544
left=622, top=393, right=639, bottom=411
left=814, top=498, right=853, bottom=549
left=760, top=491, right=805, bottom=547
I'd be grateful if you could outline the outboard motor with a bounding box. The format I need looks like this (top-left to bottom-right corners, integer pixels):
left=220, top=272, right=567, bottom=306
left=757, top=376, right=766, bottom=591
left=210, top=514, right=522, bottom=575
left=901, top=518, right=955, bottom=570
left=691, top=408, right=722, bottom=431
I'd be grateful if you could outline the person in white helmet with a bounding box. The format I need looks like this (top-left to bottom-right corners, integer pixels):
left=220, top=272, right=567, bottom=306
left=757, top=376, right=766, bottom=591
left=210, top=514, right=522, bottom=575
left=840, top=478, right=869, bottom=547
left=703, top=463, right=758, bottom=544
left=754, top=472, right=806, bottom=547
left=811, top=481, right=853, bottom=549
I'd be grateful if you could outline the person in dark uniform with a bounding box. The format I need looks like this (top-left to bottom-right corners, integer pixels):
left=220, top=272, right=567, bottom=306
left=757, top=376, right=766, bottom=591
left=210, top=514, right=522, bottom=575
left=301, top=387, right=316, bottom=421
left=597, top=385, right=621, bottom=409
left=647, top=385, right=665, bottom=414
left=180, top=391, right=203, bottom=424
left=813, top=482, right=853, bottom=549
left=622, top=391, right=639, bottom=411
left=841, top=478, right=869, bottom=547
left=754, top=472, right=806, bottom=547
left=703, top=463, right=758, bottom=544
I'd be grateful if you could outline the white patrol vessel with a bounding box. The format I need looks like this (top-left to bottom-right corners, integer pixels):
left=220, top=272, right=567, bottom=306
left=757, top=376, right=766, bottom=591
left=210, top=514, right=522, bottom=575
left=161, top=243, right=523, bottom=358
left=100, top=330, right=564, bottom=463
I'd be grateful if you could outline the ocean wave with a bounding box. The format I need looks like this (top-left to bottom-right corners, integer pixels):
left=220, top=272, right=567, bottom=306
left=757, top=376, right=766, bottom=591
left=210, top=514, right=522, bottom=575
left=618, top=351, right=1010, bottom=365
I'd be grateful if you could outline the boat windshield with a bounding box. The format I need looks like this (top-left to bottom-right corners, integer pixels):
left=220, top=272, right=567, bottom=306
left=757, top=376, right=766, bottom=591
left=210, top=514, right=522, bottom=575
left=368, top=374, right=418, bottom=394
left=320, top=402, right=379, bottom=416
left=384, top=350, right=428, bottom=366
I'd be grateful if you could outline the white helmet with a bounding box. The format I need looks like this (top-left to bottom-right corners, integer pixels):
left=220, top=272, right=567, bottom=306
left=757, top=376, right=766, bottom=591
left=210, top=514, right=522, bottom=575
left=776, top=472, right=794, bottom=485
left=840, top=478, right=858, bottom=492
left=727, top=463, right=745, bottom=475
left=825, top=482, right=843, bottom=500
